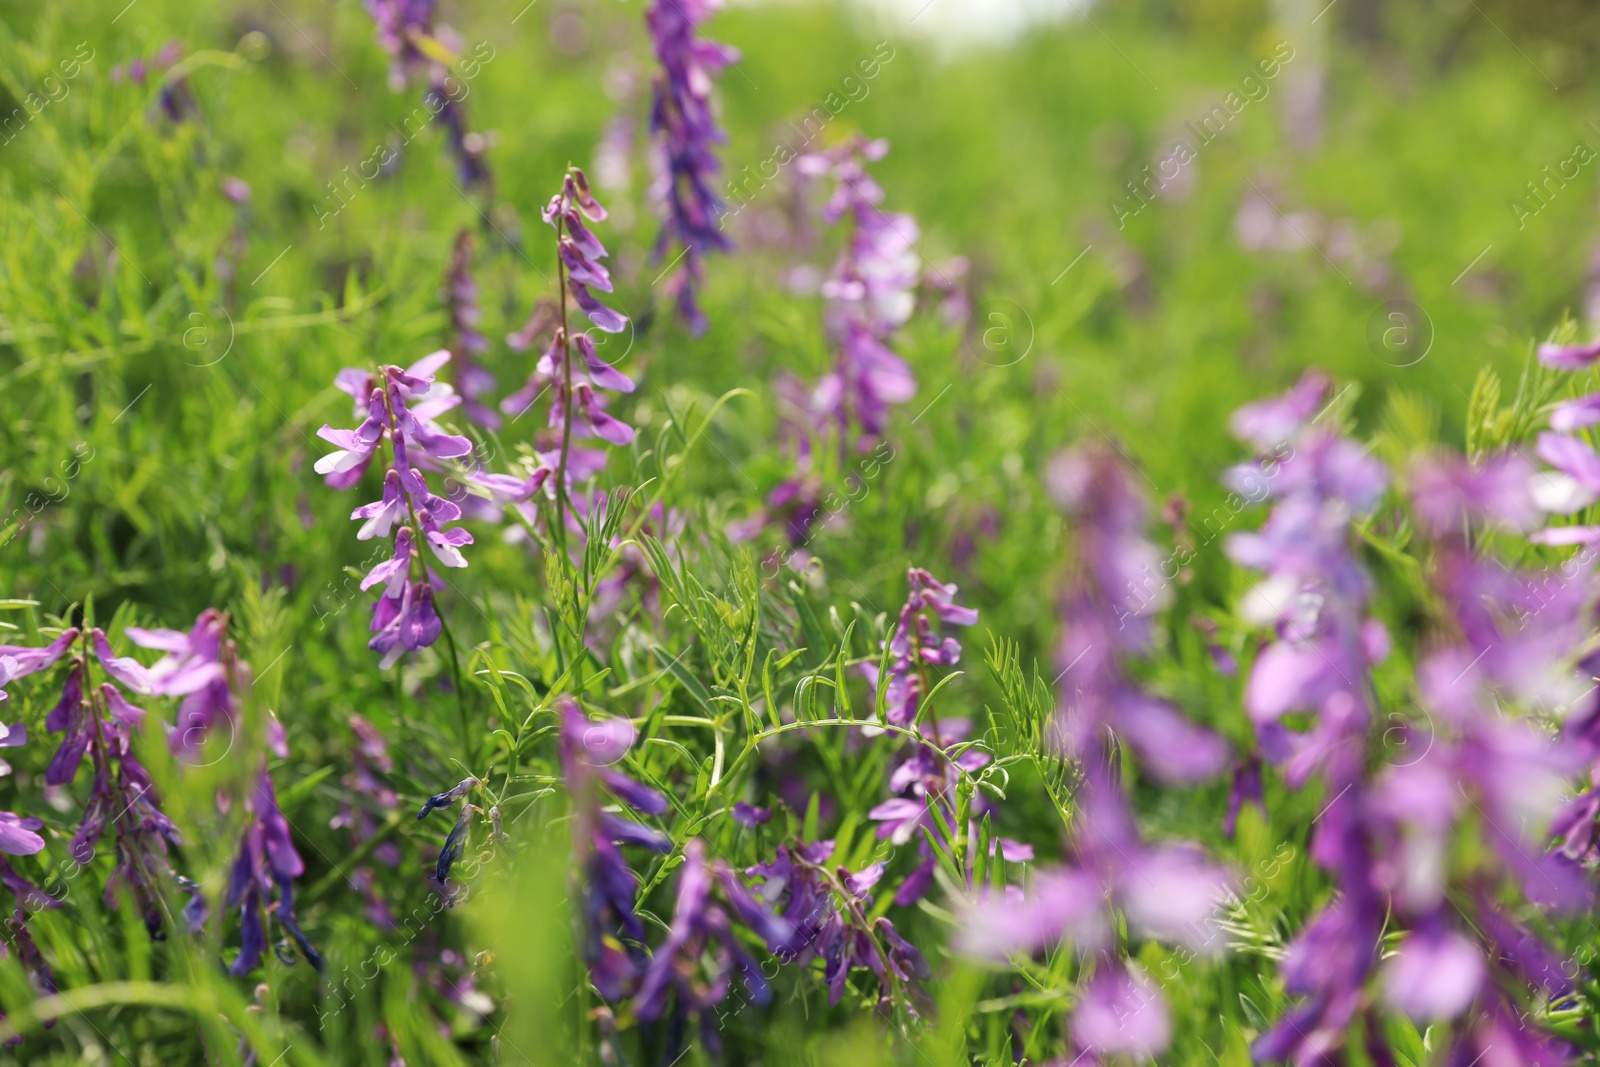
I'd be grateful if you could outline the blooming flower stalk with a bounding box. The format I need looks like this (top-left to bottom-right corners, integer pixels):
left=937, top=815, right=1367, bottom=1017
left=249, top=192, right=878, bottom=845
left=646, top=0, right=738, bottom=333
left=315, top=352, right=475, bottom=666
left=44, top=628, right=183, bottom=937
left=796, top=137, right=920, bottom=450
left=862, top=567, right=977, bottom=730
left=959, top=444, right=1232, bottom=1063
left=496, top=168, right=634, bottom=536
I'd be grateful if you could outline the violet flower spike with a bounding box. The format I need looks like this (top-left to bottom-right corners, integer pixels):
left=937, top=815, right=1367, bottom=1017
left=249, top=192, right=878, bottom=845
left=646, top=0, right=737, bottom=333
left=795, top=137, right=920, bottom=451
left=315, top=354, right=474, bottom=667
left=519, top=167, right=635, bottom=535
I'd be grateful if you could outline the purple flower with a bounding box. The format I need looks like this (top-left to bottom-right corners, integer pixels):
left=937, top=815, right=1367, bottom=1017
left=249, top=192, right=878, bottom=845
left=316, top=354, right=474, bottom=667
left=746, top=840, right=929, bottom=1011
left=363, top=0, right=436, bottom=90
left=1410, top=452, right=1541, bottom=535
left=1048, top=445, right=1229, bottom=784
left=332, top=716, right=401, bottom=927
left=646, top=0, right=738, bottom=333
left=860, top=567, right=977, bottom=729
left=0, top=628, right=78, bottom=699
left=558, top=701, right=673, bottom=1000
left=362, top=0, right=492, bottom=188
left=797, top=137, right=921, bottom=448
left=227, top=764, right=320, bottom=974
left=1538, top=337, right=1600, bottom=370
left=867, top=716, right=991, bottom=904
left=633, top=839, right=791, bottom=1057
left=958, top=443, right=1231, bottom=1063
left=493, top=169, right=635, bottom=537
left=128, top=609, right=237, bottom=756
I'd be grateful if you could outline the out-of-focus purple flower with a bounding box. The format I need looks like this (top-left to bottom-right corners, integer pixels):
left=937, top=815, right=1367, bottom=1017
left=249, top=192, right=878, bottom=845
left=443, top=229, right=498, bottom=429
left=227, top=764, right=321, bottom=974
left=0, top=855, right=58, bottom=1045
left=1410, top=452, right=1541, bottom=535
left=646, top=0, right=737, bottom=333
left=113, top=41, right=195, bottom=124
left=332, top=716, right=401, bottom=927
left=362, top=1, right=492, bottom=188
left=1048, top=445, right=1229, bottom=784
left=363, top=0, right=436, bottom=90
left=746, top=839, right=929, bottom=1011
left=1538, top=337, right=1600, bottom=370
left=633, top=839, right=791, bottom=1057
left=559, top=701, right=672, bottom=1001
left=316, top=353, right=474, bottom=667
left=1222, top=753, right=1265, bottom=839
left=1070, top=962, right=1171, bottom=1059
left=0, top=628, right=79, bottom=701
left=958, top=442, right=1231, bottom=1064
left=860, top=567, right=977, bottom=730
left=958, top=786, right=1232, bottom=963
left=796, top=137, right=920, bottom=448
left=731, top=801, right=769, bottom=827
left=128, top=609, right=236, bottom=756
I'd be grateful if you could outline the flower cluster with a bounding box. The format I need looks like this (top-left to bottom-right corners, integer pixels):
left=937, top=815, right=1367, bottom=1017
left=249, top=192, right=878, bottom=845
left=1230, top=374, right=1585, bottom=1063
left=861, top=567, right=977, bottom=729
left=315, top=353, right=475, bottom=667
left=133, top=612, right=321, bottom=974
left=646, top=0, right=738, bottom=333
left=796, top=137, right=920, bottom=449
left=42, top=628, right=183, bottom=938
left=633, top=839, right=792, bottom=1057
left=960, top=444, right=1232, bottom=1062
left=491, top=169, right=636, bottom=535
left=0, top=631, right=71, bottom=1038
left=746, top=839, right=930, bottom=1010
left=1224, top=373, right=1394, bottom=1060
left=228, top=749, right=321, bottom=975
left=362, top=0, right=492, bottom=189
